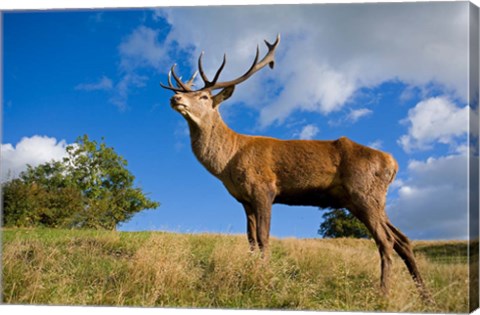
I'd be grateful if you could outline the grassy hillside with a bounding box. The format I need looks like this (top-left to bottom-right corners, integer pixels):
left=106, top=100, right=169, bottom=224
left=1, top=228, right=471, bottom=312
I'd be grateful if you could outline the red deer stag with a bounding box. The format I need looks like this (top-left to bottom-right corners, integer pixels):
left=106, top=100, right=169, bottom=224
left=160, top=35, right=431, bottom=301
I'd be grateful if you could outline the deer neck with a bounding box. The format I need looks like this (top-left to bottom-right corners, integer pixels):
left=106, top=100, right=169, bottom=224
left=187, top=111, right=241, bottom=177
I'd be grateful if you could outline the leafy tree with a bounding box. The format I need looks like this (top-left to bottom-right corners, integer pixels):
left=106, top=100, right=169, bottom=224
left=318, top=208, right=371, bottom=239
left=2, top=135, right=159, bottom=229
left=62, top=135, right=159, bottom=229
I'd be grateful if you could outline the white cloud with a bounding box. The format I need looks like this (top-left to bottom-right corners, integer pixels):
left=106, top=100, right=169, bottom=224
left=388, top=153, right=468, bottom=240
left=368, top=139, right=383, bottom=150
left=398, top=96, right=469, bottom=152
left=258, top=61, right=357, bottom=127
left=108, top=26, right=169, bottom=110
left=346, top=108, right=373, bottom=123
left=118, top=25, right=167, bottom=72
left=389, top=178, right=404, bottom=190
left=470, top=102, right=479, bottom=138
left=297, top=124, right=319, bottom=140
left=109, top=73, right=148, bottom=110
left=1, top=136, right=70, bottom=182
left=152, top=9, right=168, bottom=22
left=390, top=95, right=471, bottom=239
left=156, top=3, right=468, bottom=127
left=75, top=25, right=166, bottom=110
left=75, top=76, right=113, bottom=91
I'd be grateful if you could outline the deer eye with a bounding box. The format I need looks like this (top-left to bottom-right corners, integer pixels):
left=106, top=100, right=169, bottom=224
left=200, top=95, right=209, bottom=100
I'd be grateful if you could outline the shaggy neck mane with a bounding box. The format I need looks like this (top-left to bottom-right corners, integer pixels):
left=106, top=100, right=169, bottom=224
left=188, top=111, right=242, bottom=176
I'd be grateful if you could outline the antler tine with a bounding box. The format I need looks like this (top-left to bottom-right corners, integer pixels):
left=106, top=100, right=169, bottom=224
left=211, top=54, right=226, bottom=86
left=198, top=52, right=210, bottom=84
left=264, top=33, right=280, bottom=69
left=170, top=64, right=191, bottom=91
left=160, top=69, right=186, bottom=93
left=242, top=45, right=260, bottom=79
left=198, top=52, right=227, bottom=89
left=159, top=83, right=185, bottom=93
left=160, top=66, right=198, bottom=93
left=168, top=69, right=175, bottom=87
left=186, top=70, right=199, bottom=88
left=200, top=34, right=281, bottom=91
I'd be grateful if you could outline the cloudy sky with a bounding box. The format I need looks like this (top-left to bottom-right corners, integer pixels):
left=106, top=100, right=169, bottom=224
left=2, top=2, right=477, bottom=240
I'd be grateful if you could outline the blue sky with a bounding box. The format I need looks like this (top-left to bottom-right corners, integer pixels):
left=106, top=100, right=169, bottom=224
left=2, top=3, right=475, bottom=240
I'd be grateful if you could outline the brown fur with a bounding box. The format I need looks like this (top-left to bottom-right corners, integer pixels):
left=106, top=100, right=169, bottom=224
left=168, top=89, right=432, bottom=302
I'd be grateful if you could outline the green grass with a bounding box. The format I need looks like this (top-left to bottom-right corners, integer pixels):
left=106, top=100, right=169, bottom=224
left=414, top=241, right=469, bottom=264
left=1, top=228, right=472, bottom=312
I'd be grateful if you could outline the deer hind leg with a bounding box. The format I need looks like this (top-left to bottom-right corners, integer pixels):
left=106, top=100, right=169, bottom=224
left=386, top=222, right=434, bottom=304
left=353, top=208, right=395, bottom=295
left=371, top=221, right=395, bottom=295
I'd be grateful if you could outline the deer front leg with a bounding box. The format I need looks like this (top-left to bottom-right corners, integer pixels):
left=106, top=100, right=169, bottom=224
left=251, top=200, right=273, bottom=256
left=242, top=203, right=257, bottom=251
left=245, top=179, right=276, bottom=256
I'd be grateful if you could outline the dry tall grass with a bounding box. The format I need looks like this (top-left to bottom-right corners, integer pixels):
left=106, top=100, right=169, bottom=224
left=2, top=228, right=470, bottom=312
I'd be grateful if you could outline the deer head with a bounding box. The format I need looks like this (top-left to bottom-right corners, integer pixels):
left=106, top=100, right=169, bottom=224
left=161, top=35, right=280, bottom=125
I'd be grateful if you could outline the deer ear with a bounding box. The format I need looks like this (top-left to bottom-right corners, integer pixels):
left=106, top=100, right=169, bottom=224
left=212, top=86, right=235, bottom=108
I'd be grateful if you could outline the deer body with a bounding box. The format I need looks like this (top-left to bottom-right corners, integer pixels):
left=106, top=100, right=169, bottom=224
left=188, top=109, right=396, bottom=210
left=161, top=35, right=432, bottom=302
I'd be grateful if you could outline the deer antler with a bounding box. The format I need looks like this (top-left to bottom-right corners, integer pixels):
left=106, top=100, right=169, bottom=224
left=198, top=34, right=280, bottom=90
left=160, top=34, right=280, bottom=93
left=160, top=65, right=198, bottom=93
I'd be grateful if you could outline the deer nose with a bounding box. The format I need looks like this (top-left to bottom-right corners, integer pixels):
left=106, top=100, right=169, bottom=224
left=172, top=95, right=183, bottom=102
